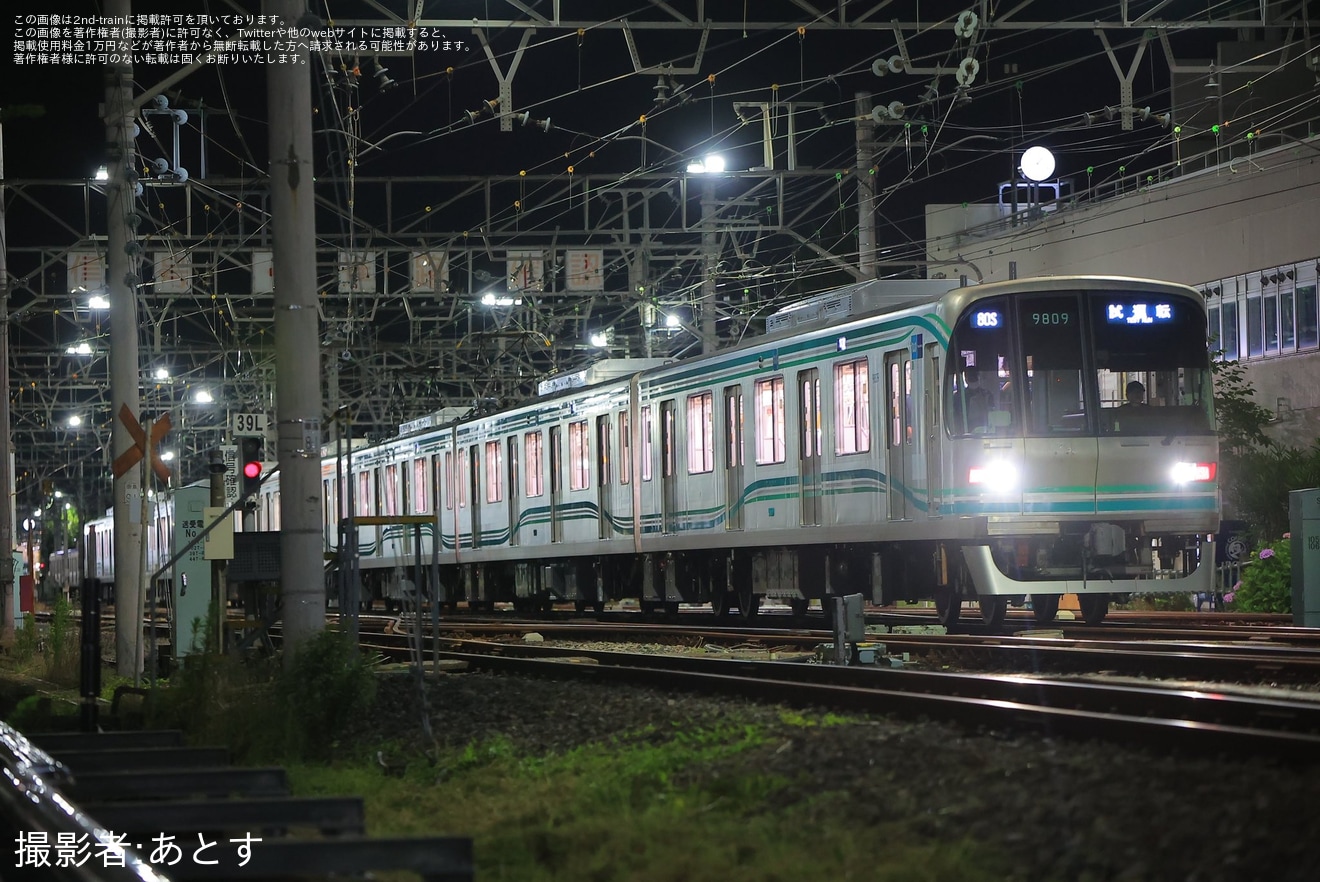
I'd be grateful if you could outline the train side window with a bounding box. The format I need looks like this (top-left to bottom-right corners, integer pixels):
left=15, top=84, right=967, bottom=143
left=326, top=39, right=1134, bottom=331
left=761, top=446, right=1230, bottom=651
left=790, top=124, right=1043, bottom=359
left=833, top=357, right=870, bottom=454
left=524, top=432, right=544, bottom=497
left=457, top=448, right=468, bottom=508
left=641, top=406, right=653, bottom=481
left=1019, top=294, right=1087, bottom=435
left=444, top=451, right=454, bottom=511
left=754, top=377, right=786, bottom=464
left=687, top=392, right=714, bottom=474
left=485, top=440, right=503, bottom=503
left=271, top=491, right=281, bottom=531
left=413, top=457, right=429, bottom=513
left=358, top=471, right=372, bottom=516
left=569, top=420, right=590, bottom=490
left=619, top=411, right=631, bottom=485
left=383, top=463, right=400, bottom=516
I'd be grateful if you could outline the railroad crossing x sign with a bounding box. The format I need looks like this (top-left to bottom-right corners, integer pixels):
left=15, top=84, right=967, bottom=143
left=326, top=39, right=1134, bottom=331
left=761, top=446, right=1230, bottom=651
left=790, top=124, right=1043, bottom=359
left=112, top=405, right=173, bottom=481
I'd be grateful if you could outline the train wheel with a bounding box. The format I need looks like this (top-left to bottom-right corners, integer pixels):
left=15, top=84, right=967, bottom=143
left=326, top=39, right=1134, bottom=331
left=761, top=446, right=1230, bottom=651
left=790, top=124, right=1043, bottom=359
left=710, top=590, right=731, bottom=617
left=789, top=598, right=809, bottom=618
left=934, top=585, right=960, bottom=627
left=1078, top=594, right=1109, bottom=625
left=736, top=584, right=760, bottom=622
left=1031, top=594, right=1060, bottom=625
left=978, top=596, right=1007, bottom=627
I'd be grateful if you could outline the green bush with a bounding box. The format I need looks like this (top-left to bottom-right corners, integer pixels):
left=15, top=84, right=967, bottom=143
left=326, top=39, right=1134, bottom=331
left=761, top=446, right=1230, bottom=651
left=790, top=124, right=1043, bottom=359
left=1233, top=538, right=1292, bottom=613
left=277, top=629, right=379, bottom=760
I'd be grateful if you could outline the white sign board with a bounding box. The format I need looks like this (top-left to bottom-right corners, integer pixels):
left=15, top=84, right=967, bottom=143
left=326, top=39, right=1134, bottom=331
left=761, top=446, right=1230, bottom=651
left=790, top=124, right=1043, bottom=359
left=153, top=252, right=192, bottom=293
left=232, top=413, right=267, bottom=434
left=67, top=250, right=106, bottom=293
left=565, top=249, right=604, bottom=291
left=252, top=249, right=275, bottom=294
left=337, top=251, right=378, bottom=293
left=220, top=444, right=240, bottom=507
left=411, top=250, right=449, bottom=292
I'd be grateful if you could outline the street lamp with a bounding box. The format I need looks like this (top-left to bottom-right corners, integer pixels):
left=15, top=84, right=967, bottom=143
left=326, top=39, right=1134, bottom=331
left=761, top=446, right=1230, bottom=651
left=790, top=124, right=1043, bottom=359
left=1019, top=145, right=1056, bottom=182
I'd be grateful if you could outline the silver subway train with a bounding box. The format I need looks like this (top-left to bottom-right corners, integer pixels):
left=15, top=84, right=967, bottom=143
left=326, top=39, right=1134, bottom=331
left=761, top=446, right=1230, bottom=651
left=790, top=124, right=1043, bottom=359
left=85, top=275, right=1221, bottom=626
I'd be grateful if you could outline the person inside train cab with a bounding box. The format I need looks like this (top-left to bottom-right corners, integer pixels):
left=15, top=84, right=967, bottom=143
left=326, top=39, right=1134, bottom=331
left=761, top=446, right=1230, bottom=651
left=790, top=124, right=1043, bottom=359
left=957, top=367, right=994, bottom=434
left=1121, top=380, right=1147, bottom=407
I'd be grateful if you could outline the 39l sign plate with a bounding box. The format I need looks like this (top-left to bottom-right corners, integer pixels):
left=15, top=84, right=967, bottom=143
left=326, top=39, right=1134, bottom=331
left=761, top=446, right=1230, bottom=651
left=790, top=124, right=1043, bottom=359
left=233, top=412, right=267, bottom=434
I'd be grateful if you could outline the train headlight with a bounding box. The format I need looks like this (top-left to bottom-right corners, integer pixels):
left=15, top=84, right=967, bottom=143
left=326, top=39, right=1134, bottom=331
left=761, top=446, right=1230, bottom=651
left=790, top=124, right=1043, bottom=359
left=968, top=461, right=1018, bottom=493
left=1171, top=461, right=1217, bottom=484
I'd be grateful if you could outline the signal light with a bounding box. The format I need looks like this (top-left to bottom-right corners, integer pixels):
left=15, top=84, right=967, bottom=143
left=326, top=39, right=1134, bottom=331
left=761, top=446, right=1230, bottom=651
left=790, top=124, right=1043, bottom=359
left=239, top=435, right=264, bottom=496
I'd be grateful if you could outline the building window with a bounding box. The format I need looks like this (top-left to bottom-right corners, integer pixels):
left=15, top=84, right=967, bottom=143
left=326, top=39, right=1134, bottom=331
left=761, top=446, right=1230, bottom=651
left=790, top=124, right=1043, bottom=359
left=485, top=440, right=503, bottom=503
left=525, top=432, right=544, bottom=497
left=833, top=358, right=870, bottom=454
left=569, top=420, right=590, bottom=490
left=687, top=392, right=714, bottom=474
left=754, top=377, right=786, bottom=464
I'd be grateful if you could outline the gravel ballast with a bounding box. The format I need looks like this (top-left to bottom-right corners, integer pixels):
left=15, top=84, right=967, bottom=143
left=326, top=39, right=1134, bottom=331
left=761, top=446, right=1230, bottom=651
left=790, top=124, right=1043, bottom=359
left=364, top=668, right=1320, bottom=882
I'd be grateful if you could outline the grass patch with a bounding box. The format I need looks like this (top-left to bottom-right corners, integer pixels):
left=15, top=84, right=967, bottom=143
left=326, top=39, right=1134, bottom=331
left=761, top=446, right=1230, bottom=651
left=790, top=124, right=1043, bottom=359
left=291, top=720, right=1012, bottom=882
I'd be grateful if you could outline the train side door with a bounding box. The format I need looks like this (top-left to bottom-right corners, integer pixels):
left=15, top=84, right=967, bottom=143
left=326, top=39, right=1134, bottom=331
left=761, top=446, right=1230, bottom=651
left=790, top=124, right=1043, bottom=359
left=884, top=351, right=914, bottom=520
left=723, top=385, right=744, bottom=531
left=597, top=414, right=611, bottom=540
left=798, top=368, right=822, bottom=526
left=549, top=426, right=563, bottom=542
left=507, top=436, right=520, bottom=546
left=660, top=399, right=677, bottom=534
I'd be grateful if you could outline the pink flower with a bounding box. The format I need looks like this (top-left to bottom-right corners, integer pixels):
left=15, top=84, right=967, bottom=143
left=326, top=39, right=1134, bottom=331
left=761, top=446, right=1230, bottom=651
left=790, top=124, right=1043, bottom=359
left=1283, top=532, right=1291, bottom=539
left=1259, top=548, right=1275, bottom=560
left=1231, top=581, right=1241, bottom=592
left=1224, top=592, right=1235, bottom=603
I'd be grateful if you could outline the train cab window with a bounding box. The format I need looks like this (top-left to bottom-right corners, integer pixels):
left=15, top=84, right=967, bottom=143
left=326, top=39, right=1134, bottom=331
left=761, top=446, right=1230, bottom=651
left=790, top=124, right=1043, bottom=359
left=945, top=299, right=1017, bottom=437
left=524, top=431, right=544, bottom=497
left=619, top=412, right=631, bottom=485
left=485, top=440, right=503, bottom=503
left=833, top=358, right=870, bottom=454
left=754, top=377, right=786, bottom=464
left=569, top=420, right=590, bottom=490
left=641, top=406, right=653, bottom=481
left=687, top=392, right=714, bottom=474
left=1092, top=293, right=1214, bottom=436
left=412, top=457, right=429, bottom=513
left=1019, top=294, right=1087, bottom=435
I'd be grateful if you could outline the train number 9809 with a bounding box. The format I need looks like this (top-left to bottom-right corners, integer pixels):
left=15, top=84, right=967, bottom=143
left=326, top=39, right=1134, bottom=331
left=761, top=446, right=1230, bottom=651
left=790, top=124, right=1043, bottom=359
left=1031, top=312, right=1071, bottom=325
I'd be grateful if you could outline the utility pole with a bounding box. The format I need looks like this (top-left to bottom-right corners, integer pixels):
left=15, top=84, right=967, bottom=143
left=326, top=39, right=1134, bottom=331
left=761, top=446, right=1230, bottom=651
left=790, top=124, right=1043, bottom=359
left=0, top=120, right=15, bottom=644
left=855, top=92, right=877, bottom=279
left=699, top=175, right=718, bottom=354
left=106, top=0, right=145, bottom=676
left=265, top=0, right=325, bottom=656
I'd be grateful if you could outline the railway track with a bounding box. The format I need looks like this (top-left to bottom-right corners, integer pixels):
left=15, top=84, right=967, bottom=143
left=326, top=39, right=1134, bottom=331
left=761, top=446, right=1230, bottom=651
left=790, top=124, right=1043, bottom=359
left=349, top=629, right=1320, bottom=761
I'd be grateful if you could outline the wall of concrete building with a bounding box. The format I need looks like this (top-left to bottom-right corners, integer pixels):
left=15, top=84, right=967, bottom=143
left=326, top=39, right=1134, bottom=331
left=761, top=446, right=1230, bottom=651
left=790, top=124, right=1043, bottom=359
left=924, top=138, right=1320, bottom=449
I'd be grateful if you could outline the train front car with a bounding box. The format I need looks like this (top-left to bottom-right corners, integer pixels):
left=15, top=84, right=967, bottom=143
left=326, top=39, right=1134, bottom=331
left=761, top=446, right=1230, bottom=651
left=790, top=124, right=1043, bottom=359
left=940, top=277, right=1220, bottom=625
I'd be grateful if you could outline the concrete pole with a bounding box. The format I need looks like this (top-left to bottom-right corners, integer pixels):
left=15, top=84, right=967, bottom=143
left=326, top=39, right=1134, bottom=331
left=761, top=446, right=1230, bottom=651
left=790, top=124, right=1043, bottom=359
left=699, top=175, right=718, bottom=354
left=0, top=122, right=14, bottom=643
left=265, top=0, right=325, bottom=656
left=855, top=92, right=877, bottom=279
left=106, top=0, right=145, bottom=676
